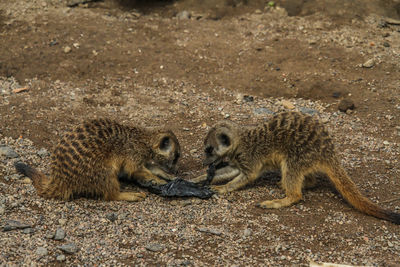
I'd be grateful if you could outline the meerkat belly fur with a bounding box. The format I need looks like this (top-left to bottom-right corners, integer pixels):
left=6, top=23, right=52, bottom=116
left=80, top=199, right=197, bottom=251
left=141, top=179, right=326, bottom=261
left=193, top=111, right=400, bottom=224
left=15, top=119, right=181, bottom=202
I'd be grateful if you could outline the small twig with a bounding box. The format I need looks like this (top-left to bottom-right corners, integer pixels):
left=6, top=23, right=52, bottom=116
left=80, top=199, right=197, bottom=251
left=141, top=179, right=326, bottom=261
left=12, top=87, right=29, bottom=93
left=381, top=197, right=400, bottom=204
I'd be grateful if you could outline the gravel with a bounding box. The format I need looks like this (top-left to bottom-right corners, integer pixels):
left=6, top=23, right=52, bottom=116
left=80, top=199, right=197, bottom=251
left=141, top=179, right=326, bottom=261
left=0, top=0, right=399, bottom=266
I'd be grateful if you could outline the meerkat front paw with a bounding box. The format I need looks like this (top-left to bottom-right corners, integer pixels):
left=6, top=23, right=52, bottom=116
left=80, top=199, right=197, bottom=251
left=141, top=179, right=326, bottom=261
left=117, top=192, right=147, bottom=202
left=210, top=185, right=228, bottom=194
left=257, top=200, right=283, bottom=209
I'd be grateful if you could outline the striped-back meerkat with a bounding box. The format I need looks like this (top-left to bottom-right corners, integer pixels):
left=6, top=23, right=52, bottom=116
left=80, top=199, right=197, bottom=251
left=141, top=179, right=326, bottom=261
left=15, top=118, right=181, bottom=202
left=193, top=112, right=400, bottom=224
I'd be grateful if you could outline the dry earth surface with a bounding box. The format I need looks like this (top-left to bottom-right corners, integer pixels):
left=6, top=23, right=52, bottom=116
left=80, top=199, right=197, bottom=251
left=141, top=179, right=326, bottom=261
left=1, top=0, right=400, bottom=266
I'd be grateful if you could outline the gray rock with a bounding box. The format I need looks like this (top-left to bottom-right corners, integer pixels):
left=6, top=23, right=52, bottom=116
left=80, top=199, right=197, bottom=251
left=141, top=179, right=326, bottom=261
left=338, top=99, right=355, bottom=112
left=299, top=107, right=319, bottom=115
left=0, top=205, right=5, bottom=215
left=57, top=243, right=78, bottom=254
left=36, top=247, right=48, bottom=257
left=253, top=107, right=274, bottom=115
left=56, top=254, right=66, bottom=262
left=37, top=148, right=49, bottom=157
left=176, top=10, right=191, bottom=20
left=23, top=228, right=35, bottom=234
left=0, top=146, right=19, bottom=159
left=3, top=220, right=31, bottom=231
left=145, top=243, right=165, bottom=252
left=197, top=227, right=222, bottom=236
left=54, top=228, right=66, bottom=240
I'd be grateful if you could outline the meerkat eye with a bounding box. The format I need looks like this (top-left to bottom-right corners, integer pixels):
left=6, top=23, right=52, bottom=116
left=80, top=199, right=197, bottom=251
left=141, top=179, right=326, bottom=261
left=160, top=137, right=171, bottom=151
left=205, top=146, right=213, bottom=155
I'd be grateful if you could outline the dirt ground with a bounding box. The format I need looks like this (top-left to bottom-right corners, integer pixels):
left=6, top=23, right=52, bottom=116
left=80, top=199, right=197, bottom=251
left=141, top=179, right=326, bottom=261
left=0, top=0, right=400, bottom=266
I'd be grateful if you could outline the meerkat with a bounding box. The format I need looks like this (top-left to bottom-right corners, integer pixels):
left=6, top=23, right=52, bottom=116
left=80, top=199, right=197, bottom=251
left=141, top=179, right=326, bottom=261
left=193, top=112, right=400, bottom=224
left=15, top=118, right=181, bottom=202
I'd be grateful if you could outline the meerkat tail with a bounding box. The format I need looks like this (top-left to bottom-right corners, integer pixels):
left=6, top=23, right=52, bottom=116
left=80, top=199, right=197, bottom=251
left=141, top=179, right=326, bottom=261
left=323, top=162, right=400, bottom=224
left=15, top=162, right=48, bottom=195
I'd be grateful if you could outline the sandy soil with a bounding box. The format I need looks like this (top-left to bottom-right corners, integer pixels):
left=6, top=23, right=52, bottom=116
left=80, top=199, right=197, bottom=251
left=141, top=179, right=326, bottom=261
left=0, top=0, right=399, bottom=266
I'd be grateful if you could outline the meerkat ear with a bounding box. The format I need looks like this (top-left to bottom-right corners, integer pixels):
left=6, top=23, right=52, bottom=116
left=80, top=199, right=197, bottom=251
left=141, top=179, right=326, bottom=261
left=217, top=133, right=231, bottom=147
left=159, top=136, right=172, bottom=151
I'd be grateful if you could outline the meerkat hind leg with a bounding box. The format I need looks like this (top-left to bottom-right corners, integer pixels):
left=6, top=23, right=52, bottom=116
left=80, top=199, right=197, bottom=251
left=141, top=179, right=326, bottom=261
left=258, top=170, right=304, bottom=209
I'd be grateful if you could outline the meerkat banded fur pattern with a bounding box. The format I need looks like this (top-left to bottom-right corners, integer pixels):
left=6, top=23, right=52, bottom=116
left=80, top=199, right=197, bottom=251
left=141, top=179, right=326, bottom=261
left=15, top=118, right=181, bottom=201
left=194, top=111, right=400, bottom=224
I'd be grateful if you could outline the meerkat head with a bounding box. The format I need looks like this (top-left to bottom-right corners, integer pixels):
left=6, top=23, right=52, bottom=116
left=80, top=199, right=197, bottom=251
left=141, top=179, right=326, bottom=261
left=203, top=121, right=239, bottom=166
left=151, top=130, right=181, bottom=173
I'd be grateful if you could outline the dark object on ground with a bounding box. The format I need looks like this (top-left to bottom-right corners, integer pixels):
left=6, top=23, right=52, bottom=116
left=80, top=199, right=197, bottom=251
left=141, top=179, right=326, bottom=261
left=137, top=178, right=214, bottom=199
left=338, top=99, right=355, bottom=112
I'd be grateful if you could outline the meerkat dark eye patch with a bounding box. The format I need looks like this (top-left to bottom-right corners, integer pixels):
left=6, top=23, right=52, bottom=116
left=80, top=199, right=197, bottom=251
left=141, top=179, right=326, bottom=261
left=160, top=137, right=171, bottom=150
left=218, top=133, right=231, bottom=147
left=205, top=146, right=213, bottom=155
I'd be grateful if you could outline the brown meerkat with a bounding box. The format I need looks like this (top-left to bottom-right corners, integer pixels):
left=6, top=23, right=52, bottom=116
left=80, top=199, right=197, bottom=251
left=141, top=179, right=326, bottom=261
left=193, top=111, right=400, bottom=224
left=15, top=118, right=181, bottom=202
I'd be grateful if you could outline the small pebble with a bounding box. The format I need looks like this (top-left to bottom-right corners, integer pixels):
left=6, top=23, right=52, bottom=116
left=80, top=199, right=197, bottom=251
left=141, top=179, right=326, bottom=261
left=54, top=228, right=66, bottom=240
left=243, top=228, right=252, bottom=237
left=176, top=10, right=191, bottom=20
left=145, top=243, right=164, bottom=252
left=280, top=100, right=295, bottom=110
left=23, top=228, right=34, bottom=234
left=362, top=59, right=375, bottom=68
left=56, top=254, right=66, bottom=262
left=37, top=148, right=49, bottom=157
left=36, top=247, right=48, bottom=257
left=57, top=243, right=78, bottom=254
left=64, top=46, right=72, bottom=53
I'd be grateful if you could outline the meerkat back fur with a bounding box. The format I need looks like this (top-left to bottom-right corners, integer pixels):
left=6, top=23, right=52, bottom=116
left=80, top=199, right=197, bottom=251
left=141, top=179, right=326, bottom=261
left=15, top=118, right=181, bottom=202
left=194, top=111, right=400, bottom=224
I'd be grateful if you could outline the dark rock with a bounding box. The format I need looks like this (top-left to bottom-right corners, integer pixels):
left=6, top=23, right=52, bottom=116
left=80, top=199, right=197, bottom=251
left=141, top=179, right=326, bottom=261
left=338, top=99, right=355, bottom=112
left=383, top=42, right=390, bottom=47
left=106, top=213, right=118, bottom=222
left=332, top=92, right=341, bottom=98
left=243, top=95, right=254, bottom=102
